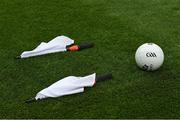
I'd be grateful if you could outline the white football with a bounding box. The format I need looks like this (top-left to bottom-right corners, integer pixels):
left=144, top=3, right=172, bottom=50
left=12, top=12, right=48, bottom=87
left=135, top=43, right=164, bottom=71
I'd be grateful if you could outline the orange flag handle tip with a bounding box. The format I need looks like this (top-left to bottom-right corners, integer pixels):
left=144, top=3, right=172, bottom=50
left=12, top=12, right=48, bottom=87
left=67, top=45, right=79, bottom=51
left=67, top=43, right=94, bottom=51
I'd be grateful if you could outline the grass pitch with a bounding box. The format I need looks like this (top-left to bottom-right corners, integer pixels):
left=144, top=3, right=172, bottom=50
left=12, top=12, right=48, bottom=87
left=0, top=0, right=180, bottom=118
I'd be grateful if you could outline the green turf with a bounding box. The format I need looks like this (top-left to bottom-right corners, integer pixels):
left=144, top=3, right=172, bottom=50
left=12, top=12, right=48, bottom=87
left=0, top=0, right=180, bottom=118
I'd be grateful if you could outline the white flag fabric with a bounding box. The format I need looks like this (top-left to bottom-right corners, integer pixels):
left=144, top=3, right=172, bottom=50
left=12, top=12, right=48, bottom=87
left=20, top=35, right=74, bottom=58
left=35, top=73, right=96, bottom=100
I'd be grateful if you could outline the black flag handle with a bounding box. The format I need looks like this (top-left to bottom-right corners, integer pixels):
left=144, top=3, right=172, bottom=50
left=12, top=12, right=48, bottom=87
left=78, top=43, right=94, bottom=50
left=15, top=56, right=21, bottom=59
left=96, top=73, right=113, bottom=82
left=67, top=43, right=94, bottom=51
left=25, top=98, right=36, bottom=103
